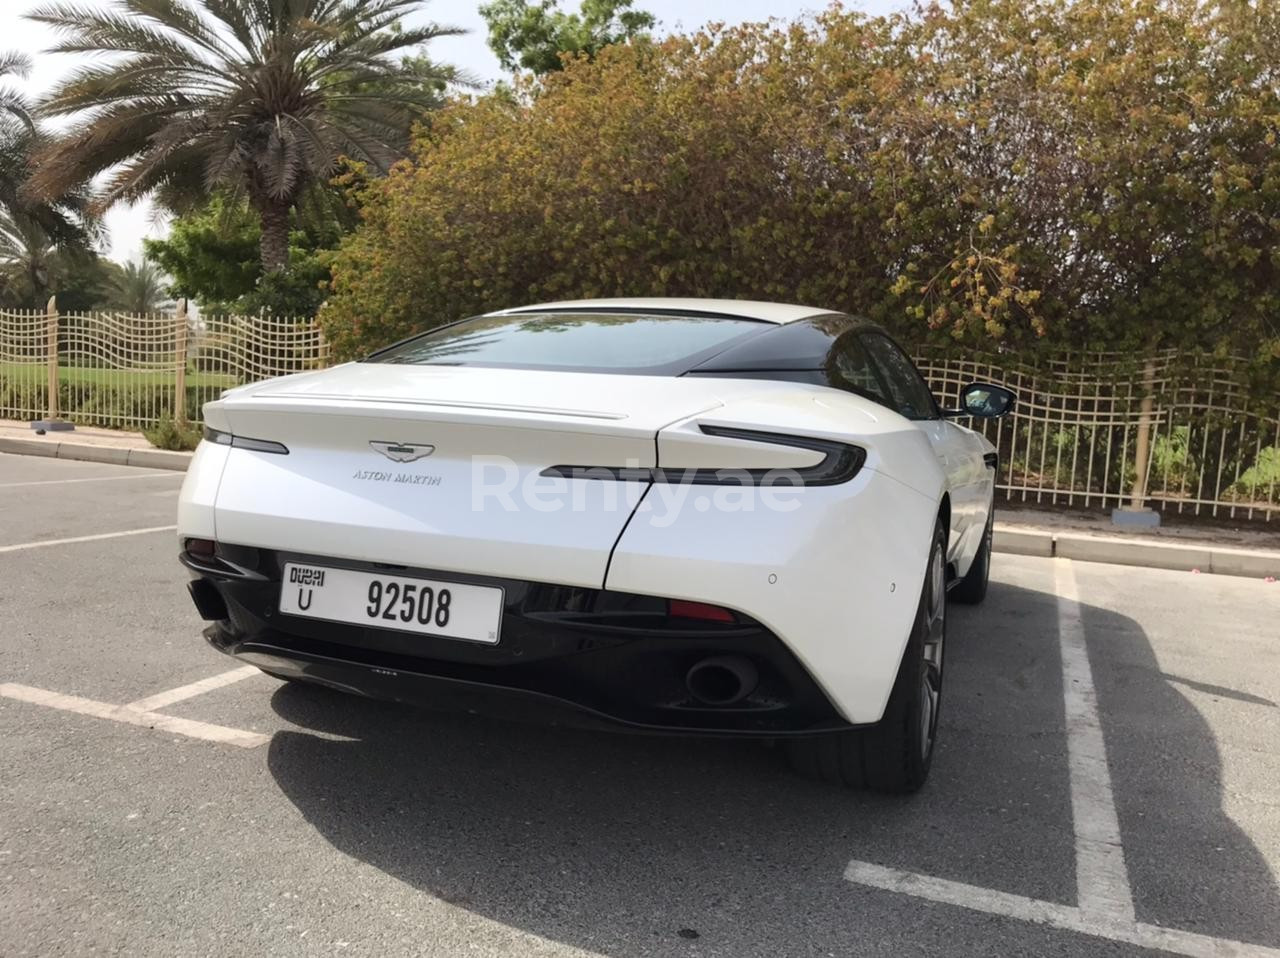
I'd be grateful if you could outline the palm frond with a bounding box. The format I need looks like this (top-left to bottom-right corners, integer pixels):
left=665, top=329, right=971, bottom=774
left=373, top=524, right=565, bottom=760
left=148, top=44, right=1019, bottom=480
left=122, top=0, right=240, bottom=62
left=103, top=258, right=173, bottom=311
left=0, top=52, right=33, bottom=80
left=0, top=52, right=35, bottom=132
left=29, top=3, right=214, bottom=66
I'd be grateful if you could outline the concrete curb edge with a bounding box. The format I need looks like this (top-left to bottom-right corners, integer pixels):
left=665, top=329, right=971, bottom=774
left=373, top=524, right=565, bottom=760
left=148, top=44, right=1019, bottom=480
left=0, top=436, right=192, bottom=472
left=994, top=525, right=1279, bottom=580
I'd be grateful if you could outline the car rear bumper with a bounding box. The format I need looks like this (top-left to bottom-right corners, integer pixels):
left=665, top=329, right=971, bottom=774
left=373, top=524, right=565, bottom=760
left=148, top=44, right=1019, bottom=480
left=184, top=545, right=853, bottom=736
left=605, top=465, right=940, bottom=723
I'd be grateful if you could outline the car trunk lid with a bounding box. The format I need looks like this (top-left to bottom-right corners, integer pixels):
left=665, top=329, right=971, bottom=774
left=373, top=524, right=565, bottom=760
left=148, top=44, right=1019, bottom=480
left=208, top=364, right=733, bottom=588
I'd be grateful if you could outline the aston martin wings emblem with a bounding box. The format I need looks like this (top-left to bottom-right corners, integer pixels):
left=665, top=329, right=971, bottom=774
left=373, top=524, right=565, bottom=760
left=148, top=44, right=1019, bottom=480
left=370, top=441, right=435, bottom=463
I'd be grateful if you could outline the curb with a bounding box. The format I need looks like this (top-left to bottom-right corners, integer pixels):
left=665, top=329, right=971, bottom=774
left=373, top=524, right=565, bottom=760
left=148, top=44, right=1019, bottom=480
left=994, top=525, right=1279, bottom=580
left=0, top=436, right=191, bottom=472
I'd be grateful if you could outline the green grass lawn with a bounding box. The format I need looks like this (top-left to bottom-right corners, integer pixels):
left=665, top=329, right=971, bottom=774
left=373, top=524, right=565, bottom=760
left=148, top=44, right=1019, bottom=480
left=0, top=362, right=238, bottom=389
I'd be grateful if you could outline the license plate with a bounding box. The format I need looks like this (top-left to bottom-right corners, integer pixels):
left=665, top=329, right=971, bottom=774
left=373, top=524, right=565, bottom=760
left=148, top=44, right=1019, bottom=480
left=278, top=563, right=503, bottom=644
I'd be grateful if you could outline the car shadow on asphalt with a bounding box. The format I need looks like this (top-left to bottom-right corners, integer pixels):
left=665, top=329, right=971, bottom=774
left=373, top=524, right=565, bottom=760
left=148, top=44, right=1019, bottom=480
left=1079, top=599, right=1280, bottom=945
left=263, top=580, right=1280, bottom=955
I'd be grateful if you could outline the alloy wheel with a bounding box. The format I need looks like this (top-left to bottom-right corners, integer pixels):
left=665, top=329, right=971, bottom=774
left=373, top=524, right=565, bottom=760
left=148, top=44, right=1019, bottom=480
left=919, top=543, right=946, bottom=759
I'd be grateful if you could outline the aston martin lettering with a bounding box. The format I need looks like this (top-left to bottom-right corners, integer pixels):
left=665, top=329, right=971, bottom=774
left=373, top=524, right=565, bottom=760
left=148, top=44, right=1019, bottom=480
left=351, top=469, right=442, bottom=486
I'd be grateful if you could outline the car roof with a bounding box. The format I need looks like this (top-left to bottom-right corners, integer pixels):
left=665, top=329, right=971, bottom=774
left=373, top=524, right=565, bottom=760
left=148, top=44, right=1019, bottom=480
left=492, top=298, right=834, bottom=325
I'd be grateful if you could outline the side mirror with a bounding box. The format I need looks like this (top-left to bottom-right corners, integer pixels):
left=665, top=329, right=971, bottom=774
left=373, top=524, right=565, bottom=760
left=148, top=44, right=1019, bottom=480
left=945, top=382, right=1016, bottom=419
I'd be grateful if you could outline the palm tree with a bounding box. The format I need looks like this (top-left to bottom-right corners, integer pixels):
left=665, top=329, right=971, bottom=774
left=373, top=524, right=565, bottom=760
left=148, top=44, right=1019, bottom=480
left=0, top=206, right=103, bottom=307
left=27, top=0, right=461, bottom=274
left=0, top=53, right=37, bottom=264
left=0, top=51, right=98, bottom=305
left=0, top=208, right=58, bottom=303
left=103, top=259, right=172, bottom=313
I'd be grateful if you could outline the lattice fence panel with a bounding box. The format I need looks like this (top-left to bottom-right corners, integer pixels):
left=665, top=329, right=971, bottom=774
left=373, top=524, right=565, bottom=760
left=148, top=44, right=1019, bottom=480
left=57, top=310, right=185, bottom=428
left=192, top=314, right=330, bottom=383
left=914, top=348, right=1280, bottom=522
left=0, top=308, right=331, bottom=430
left=0, top=309, right=48, bottom=423
left=2, top=304, right=1276, bottom=522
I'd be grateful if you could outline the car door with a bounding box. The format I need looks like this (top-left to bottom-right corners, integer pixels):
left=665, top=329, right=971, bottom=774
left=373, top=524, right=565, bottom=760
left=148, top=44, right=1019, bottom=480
left=858, top=333, right=987, bottom=565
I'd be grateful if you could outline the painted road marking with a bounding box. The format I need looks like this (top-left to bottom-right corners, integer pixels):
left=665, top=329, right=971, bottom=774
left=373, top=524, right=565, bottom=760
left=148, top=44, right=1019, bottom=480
left=126, top=666, right=260, bottom=712
left=843, top=558, right=1279, bottom=957
left=0, top=683, right=268, bottom=749
left=0, top=473, right=181, bottom=489
left=1054, top=557, right=1133, bottom=922
left=0, top=525, right=177, bottom=553
left=844, top=860, right=1280, bottom=958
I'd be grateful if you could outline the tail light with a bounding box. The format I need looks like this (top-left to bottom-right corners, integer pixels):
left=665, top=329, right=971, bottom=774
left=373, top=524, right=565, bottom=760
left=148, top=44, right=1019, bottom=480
left=541, top=426, right=865, bottom=486
left=203, top=426, right=290, bottom=455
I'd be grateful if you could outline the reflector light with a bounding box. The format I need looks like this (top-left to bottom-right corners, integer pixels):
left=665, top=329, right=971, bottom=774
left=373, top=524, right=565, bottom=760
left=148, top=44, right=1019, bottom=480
left=669, top=599, right=736, bottom=623
left=186, top=538, right=216, bottom=557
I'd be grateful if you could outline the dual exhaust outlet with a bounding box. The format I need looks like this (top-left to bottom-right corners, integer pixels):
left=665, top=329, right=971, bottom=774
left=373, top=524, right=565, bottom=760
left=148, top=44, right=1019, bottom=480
left=685, top=655, right=758, bottom=706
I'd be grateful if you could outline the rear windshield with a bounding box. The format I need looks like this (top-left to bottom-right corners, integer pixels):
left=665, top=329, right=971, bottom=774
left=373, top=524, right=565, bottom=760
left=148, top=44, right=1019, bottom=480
left=365, top=311, right=768, bottom=374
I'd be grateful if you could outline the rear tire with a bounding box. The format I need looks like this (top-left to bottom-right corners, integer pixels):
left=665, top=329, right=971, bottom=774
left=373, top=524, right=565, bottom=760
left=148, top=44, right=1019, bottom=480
left=950, top=495, right=993, bottom=606
left=786, top=519, right=947, bottom=793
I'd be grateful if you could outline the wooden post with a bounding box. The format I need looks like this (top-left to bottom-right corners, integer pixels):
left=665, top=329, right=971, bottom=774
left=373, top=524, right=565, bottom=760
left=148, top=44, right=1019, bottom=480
left=1128, top=357, right=1157, bottom=510
left=45, top=296, right=58, bottom=421
left=173, top=299, right=188, bottom=424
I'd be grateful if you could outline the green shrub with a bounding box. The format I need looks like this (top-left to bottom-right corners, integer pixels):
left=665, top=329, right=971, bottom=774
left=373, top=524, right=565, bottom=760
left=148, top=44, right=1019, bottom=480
left=1150, top=426, right=1198, bottom=492
left=1229, top=446, right=1280, bottom=504
left=144, top=417, right=203, bottom=451
left=323, top=0, right=1280, bottom=376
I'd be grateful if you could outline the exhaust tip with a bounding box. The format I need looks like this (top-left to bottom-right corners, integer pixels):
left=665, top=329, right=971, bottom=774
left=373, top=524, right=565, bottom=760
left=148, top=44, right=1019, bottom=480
left=686, top=655, right=759, bottom=706
left=187, top=578, right=228, bottom=621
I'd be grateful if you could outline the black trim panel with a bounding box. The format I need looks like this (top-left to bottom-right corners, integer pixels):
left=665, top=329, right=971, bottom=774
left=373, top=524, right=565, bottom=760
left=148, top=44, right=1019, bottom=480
left=184, top=544, right=851, bottom=735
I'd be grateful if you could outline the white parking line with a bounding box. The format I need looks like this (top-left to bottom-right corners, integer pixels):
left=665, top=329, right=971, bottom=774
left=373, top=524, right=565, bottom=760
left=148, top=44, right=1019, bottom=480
left=0, top=683, right=268, bottom=749
left=126, top=666, right=260, bottom=712
left=1054, top=558, right=1134, bottom=922
left=842, top=557, right=1279, bottom=957
left=0, top=473, right=182, bottom=489
left=844, top=860, right=1280, bottom=958
left=0, top=525, right=177, bottom=553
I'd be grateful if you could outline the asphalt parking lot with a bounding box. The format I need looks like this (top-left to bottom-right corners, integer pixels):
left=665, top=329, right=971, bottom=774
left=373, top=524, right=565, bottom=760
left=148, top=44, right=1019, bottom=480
left=1, top=450, right=1278, bottom=958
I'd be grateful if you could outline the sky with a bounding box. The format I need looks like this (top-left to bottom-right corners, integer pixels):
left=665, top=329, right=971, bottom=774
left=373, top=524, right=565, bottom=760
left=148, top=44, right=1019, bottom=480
left=1, top=0, right=901, bottom=263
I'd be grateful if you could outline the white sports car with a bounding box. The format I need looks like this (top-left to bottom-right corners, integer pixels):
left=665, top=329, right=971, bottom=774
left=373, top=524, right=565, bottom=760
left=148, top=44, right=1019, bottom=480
left=178, top=298, right=1014, bottom=791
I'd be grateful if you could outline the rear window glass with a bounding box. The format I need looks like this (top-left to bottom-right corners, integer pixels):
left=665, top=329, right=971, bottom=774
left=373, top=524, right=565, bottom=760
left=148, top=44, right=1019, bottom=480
left=366, top=312, right=767, bottom=373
